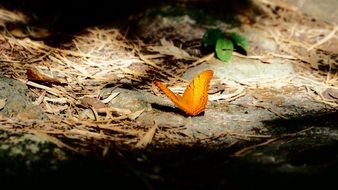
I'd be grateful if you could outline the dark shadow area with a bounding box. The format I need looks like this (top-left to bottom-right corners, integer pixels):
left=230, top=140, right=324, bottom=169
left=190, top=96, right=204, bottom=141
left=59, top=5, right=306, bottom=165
left=288, top=142, right=338, bottom=165
left=0, top=0, right=155, bottom=32
left=151, top=103, right=182, bottom=114
left=1, top=141, right=338, bottom=190
left=151, top=103, right=205, bottom=117
left=263, top=111, right=338, bottom=134
left=0, top=0, right=257, bottom=46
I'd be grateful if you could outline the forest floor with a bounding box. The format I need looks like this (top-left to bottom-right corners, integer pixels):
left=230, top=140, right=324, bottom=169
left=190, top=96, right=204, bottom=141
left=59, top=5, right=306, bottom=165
left=0, top=0, right=337, bottom=189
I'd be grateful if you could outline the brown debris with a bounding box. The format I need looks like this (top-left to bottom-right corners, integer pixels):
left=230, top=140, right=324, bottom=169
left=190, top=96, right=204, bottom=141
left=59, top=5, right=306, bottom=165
left=135, top=123, right=158, bottom=149
left=26, top=67, right=64, bottom=85
left=0, top=0, right=337, bottom=152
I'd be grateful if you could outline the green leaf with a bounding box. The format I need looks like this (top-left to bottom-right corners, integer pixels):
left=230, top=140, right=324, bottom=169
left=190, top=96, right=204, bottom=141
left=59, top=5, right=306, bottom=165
left=202, top=29, right=224, bottom=47
left=215, top=38, right=234, bottom=62
left=229, top=32, right=249, bottom=51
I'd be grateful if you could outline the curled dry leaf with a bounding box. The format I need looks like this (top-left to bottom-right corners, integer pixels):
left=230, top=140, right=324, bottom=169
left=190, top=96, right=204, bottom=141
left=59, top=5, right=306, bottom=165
left=321, top=88, right=338, bottom=102
left=328, top=89, right=338, bottom=99
left=26, top=67, right=63, bottom=85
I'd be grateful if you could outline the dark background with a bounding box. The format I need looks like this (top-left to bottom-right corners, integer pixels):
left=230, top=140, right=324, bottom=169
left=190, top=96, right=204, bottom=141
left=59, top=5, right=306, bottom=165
left=0, top=0, right=252, bottom=33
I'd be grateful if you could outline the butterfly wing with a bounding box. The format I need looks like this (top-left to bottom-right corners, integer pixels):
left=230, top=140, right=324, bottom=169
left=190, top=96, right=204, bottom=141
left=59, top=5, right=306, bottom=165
left=153, top=80, right=191, bottom=114
left=154, top=70, right=213, bottom=116
left=182, top=70, right=214, bottom=115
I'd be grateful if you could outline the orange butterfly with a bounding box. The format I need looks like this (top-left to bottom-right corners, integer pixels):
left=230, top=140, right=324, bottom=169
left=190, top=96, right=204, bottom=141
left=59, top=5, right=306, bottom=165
left=154, top=70, right=214, bottom=116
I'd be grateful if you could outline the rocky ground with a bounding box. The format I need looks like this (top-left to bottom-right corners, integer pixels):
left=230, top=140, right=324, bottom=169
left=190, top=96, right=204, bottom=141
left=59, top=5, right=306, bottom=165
left=0, top=0, right=337, bottom=189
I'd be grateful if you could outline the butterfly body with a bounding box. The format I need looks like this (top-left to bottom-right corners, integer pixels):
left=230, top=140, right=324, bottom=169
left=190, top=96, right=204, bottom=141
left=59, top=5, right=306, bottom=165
left=154, top=70, right=214, bottom=116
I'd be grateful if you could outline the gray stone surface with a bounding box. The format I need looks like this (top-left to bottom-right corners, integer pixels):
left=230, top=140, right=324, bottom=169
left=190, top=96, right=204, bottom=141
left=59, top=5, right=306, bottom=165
left=0, top=76, right=46, bottom=120
left=286, top=0, right=338, bottom=23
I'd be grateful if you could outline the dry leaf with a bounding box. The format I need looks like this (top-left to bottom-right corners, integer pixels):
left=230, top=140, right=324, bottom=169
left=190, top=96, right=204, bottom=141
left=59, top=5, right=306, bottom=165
left=79, top=109, right=96, bottom=120
left=102, top=146, right=109, bottom=157
left=128, top=108, right=145, bottom=120
left=33, top=91, right=46, bottom=105
left=321, top=88, right=338, bottom=102
left=26, top=67, right=62, bottom=85
left=28, top=27, right=51, bottom=39
left=33, top=132, right=78, bottom=153
left=328, top=89, right=338, bottom=99
left=147, top=38, right=194, bottom=60
left=80, top=97, right=107, bottom=109
left=0, top=98, right=7, bottom=110
left=101, top=92, right=120, bottom=103
left=10, top=28, right=29, bottom=38
left=95, top=106, right=132, bottom=116
left=9, top=26, right=51, bottom=39
left=135, top=123, right=158, bottom=149
left=43, top=100, right=69, bottom=114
